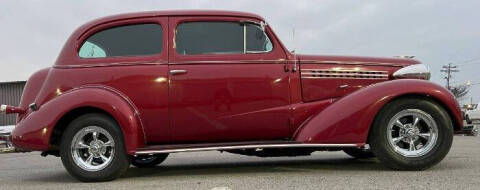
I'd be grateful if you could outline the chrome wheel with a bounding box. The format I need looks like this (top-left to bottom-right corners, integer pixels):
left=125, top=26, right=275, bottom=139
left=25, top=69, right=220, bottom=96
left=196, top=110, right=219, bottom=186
left=71, top=126, right=115, bottom=172
left=387, top=109, right=438, bottom=157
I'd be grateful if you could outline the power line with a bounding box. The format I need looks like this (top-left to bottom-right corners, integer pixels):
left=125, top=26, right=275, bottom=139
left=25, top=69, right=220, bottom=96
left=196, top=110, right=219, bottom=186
left=457, top=57, right=480, bottom=66
left=458, top=61, right=480, bottom=67
left=461, top=57, right=480, bottom=63
left=440, top=63, right=459, bottom=90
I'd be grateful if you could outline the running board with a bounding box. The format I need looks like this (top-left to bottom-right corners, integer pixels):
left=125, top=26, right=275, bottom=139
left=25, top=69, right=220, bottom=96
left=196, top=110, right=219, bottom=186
left=135, top=141, right=361, bottom=155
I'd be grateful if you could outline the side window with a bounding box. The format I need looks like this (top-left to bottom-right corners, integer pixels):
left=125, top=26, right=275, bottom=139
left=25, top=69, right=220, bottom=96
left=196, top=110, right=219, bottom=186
left=79, top=24, right=163, bottom=58
left=246, top=24, right=273, bottom=53
left=175, top=21, right=273, bottom=55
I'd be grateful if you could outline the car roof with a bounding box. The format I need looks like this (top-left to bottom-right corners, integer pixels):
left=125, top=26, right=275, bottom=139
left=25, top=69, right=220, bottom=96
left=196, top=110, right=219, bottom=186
left=76, top=10, right=264, bottom=39
left=86, top=10, right=264, bottom=27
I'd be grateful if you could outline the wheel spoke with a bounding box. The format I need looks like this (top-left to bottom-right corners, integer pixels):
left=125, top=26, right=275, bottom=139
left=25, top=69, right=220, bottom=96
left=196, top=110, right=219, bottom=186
left=100, top=154, right=109, bottom=162
left=395, top=120, right=406, bottom=129
left=76, top=141, right=90, bottom=149
left=418, top=133, right=431, bottom=139
left=392, top=137, right=403, bottom=144
left=85, top=154, right=94, bottom=165
left=413, top=117, right=420, bottom=127
left=92, top=131, right=99, bottom=142
left=409, top=139, right=416, bottom=151
left=104, top=141, right=114, bottom=147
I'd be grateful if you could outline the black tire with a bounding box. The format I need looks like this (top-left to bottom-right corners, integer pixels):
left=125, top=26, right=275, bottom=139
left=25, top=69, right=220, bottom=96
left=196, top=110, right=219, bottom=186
left=60, top=113, right=129, bottom=182
left=131, top=154, right=169, bottom=168
left=466, top=115, right=472, bottom=124
left=343, top=147, right=375, bottom=159
left=369, top=98, right=453, bottom=171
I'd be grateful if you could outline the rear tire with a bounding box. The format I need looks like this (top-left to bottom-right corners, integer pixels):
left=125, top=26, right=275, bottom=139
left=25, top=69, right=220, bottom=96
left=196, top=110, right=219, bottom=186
left=131, top=154, right=169, bottom=168
left=60, top=113, right=129, bottom=182
left=369, top=98, right=453, bottom=171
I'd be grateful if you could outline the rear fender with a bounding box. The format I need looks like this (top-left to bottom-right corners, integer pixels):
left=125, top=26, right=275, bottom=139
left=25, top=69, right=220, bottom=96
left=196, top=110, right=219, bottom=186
left=11, top=85, right=145, bottom=154
left=294, top=79, right=462, bottom=144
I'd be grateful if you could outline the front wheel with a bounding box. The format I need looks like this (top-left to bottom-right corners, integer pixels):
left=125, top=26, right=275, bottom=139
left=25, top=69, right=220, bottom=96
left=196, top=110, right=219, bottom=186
left=369, top=98, right=453, bottom=170
left=60, top=113, right=129, bottom=182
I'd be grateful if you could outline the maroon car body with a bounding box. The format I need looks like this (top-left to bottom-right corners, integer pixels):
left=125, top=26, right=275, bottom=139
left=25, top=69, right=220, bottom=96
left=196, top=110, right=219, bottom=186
left=0, top=10, right=464, bottom=181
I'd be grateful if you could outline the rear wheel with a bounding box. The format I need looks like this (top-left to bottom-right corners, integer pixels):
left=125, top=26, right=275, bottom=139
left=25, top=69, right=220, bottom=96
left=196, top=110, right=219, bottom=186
left=131, top=154, right=169, bottom=168
left=369, top=98, right=453, bottom=170
left=60, top=113, right=129, bottom=182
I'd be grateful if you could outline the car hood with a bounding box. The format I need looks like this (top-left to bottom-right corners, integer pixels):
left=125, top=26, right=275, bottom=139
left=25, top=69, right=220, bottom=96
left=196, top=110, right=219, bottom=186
left=297, top=54, right=421, bottom=67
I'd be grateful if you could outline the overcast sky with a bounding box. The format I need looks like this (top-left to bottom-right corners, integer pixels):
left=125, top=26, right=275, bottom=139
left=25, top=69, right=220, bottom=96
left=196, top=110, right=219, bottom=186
left=1, top=0, right=479, bottom=104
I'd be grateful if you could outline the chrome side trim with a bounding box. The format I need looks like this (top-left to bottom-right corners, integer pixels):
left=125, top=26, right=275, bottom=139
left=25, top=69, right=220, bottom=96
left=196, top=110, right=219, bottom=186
left=302, top=77, right=386, bottom=80
left=0, top=105, right=6, bottom=113
left=54, top=60, right=405, bottom=68
left=53, top=61, right=168, bottom=69
left=135, top=143, right=359, bottom=155
left=302, top=72, right=388, bottom=77
left=300, top=60, right=405, bottom=67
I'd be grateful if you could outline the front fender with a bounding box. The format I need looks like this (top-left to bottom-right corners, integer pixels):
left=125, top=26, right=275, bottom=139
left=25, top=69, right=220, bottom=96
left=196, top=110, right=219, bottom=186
left=11, top=86, right=145, bottom=154
left=294, top=79, right=462, bottom=144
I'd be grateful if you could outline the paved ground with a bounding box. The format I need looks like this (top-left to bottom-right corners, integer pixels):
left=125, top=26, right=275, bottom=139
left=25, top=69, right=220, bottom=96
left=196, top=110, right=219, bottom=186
left=0, top=136, right=478, bottom=190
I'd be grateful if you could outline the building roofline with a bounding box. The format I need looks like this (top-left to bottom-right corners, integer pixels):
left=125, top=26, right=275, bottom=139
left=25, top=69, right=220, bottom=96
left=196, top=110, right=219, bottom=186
left=0, top=81, right=26, bottom=84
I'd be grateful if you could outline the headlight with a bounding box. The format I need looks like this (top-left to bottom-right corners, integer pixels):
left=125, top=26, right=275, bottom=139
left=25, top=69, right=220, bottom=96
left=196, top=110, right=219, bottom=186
left=393, top=64, right=430, bottom=80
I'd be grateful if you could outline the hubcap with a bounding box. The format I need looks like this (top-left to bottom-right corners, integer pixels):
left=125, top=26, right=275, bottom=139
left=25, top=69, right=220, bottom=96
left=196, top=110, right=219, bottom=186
left=71, top=126, right=115, bottom=171
left=386, top=109, right=438, bottom=157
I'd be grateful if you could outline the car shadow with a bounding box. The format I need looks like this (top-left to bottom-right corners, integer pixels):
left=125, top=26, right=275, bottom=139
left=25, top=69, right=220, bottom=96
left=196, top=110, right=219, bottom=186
left=120, top=157, right=385, bottom=179
left=22, top=154, right=463, bottom=183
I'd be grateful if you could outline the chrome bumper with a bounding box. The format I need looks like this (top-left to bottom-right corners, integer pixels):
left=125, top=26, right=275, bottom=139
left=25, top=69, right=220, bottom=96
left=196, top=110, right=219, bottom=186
left=455, top=125, right=478, bottom=136
left=0, top=134, right=16, bottom=153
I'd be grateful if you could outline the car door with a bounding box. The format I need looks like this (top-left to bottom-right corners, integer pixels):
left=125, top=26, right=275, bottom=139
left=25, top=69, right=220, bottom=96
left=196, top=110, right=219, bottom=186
left=168, top=16, right=291, bottom=143
left=75, top=17, right=171, bottom=144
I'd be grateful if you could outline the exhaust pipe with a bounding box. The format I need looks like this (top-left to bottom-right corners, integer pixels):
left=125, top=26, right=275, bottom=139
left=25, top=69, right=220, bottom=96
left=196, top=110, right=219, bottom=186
left=0, top=104, right=25, bottom=114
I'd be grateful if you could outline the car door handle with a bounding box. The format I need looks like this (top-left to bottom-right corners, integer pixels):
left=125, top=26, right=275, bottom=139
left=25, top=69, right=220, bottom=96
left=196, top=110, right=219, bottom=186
left=338, top=84, right=349, bottom=89
left=169, top=70, right=188, bottom=75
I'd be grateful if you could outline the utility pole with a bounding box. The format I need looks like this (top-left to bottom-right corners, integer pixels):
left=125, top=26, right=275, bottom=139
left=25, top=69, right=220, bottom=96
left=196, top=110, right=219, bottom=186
left=440, top=63, right=459, bottom=90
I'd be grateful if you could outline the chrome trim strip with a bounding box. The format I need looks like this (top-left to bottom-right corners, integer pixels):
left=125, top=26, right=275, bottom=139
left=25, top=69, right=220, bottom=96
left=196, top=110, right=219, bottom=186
left=135, top=143, right=359, bottom=154
left=54, top=62, right=167, bottom=69
left=301, top=69, right=388, bottom=74
left=300, top=60, right=404, bottom=67
left=169, top=60, right=286, bottom=65
left=0, top=105, right=6, bottom=113
left=301, top=73, right=388, bottom=77
left=302, top=77, right=388, bottom=80
left=54, top=60, right=404, bottom=68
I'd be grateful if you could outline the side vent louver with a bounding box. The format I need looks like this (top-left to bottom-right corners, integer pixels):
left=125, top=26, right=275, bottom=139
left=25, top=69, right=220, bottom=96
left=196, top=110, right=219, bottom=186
left=301, top=69, right=388, bottom=80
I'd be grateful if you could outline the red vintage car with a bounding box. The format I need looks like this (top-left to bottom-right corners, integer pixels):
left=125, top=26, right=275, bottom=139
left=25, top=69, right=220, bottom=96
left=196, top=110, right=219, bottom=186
left=0, top=10, right=468, bottom=182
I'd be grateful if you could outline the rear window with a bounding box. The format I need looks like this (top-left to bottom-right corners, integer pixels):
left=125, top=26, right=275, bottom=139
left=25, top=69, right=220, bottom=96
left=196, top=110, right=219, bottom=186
left=79, top=24, right=163, bottom=58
